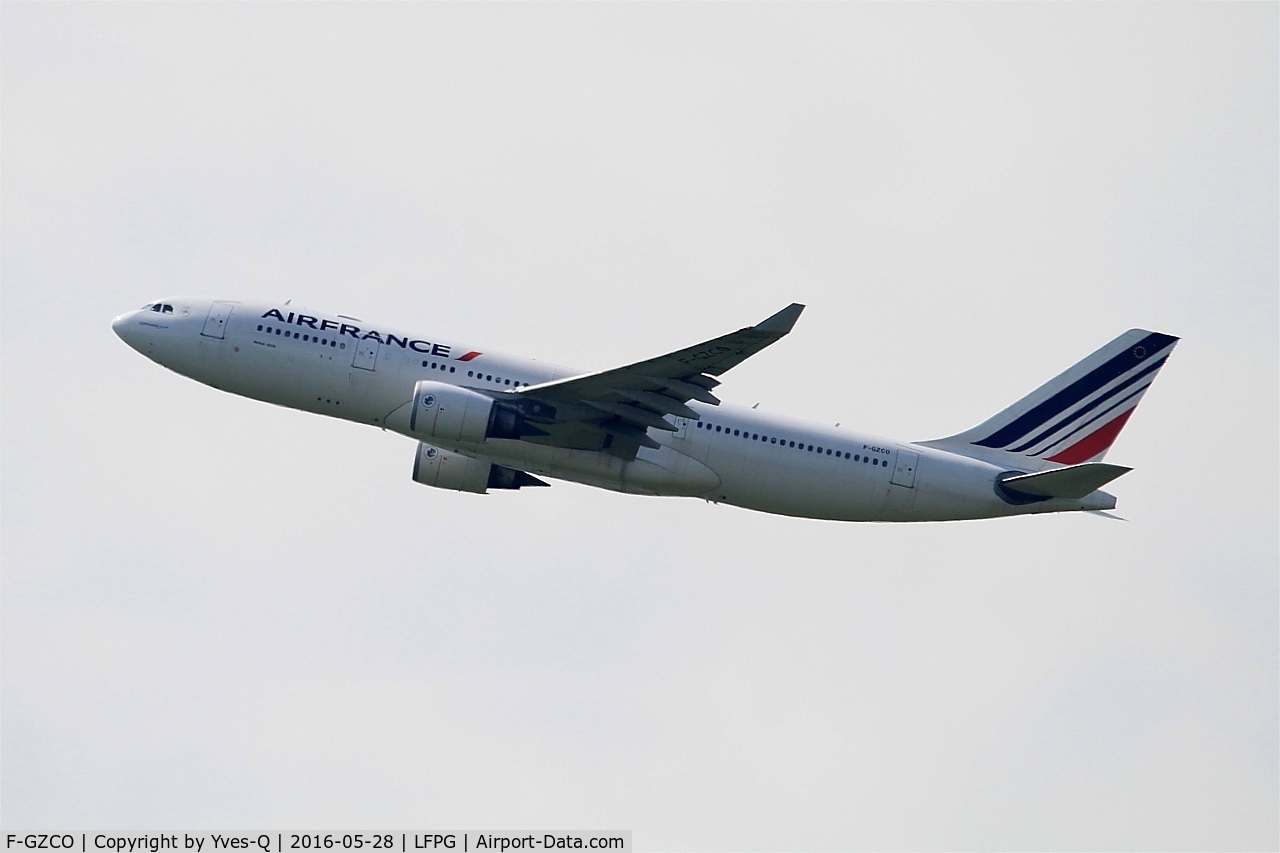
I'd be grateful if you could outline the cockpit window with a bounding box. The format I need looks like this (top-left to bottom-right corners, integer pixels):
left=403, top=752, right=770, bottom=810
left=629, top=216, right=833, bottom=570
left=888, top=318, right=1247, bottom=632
left=141, top=303, right=174, bottom=314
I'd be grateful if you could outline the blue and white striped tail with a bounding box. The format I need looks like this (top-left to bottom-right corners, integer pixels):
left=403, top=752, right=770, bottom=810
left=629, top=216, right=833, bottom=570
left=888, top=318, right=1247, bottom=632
left=923, top=329, right=1179, bottom=469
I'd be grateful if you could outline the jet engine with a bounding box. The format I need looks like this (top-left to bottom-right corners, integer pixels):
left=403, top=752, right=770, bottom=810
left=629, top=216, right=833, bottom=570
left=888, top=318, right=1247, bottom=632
left=412, top=442, right=549, bottom=494
left=408, top=380, right=529, bottom=444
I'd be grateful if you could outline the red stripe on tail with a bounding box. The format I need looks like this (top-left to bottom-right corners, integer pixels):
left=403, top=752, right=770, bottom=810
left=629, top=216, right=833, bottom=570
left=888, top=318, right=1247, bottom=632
left=1046, top=408, right=1136, bottom=465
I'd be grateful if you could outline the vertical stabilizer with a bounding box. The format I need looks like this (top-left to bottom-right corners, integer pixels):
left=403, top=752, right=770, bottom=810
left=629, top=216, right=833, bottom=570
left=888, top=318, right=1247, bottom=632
left=920, top=329, right=1178, bottom=469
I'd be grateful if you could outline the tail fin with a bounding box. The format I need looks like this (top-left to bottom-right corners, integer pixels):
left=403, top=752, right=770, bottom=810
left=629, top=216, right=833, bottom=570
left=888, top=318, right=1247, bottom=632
left=921, top=329, right=1179, bottom=469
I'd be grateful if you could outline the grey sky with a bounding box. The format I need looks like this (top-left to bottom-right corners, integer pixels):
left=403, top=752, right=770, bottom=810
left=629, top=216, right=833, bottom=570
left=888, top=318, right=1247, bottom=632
left=2, top=3, right=1276, bottom=850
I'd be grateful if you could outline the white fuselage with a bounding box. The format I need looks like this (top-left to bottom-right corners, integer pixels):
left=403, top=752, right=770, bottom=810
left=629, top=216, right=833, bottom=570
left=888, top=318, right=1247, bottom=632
left=112, top=298, right=1116, bottom=522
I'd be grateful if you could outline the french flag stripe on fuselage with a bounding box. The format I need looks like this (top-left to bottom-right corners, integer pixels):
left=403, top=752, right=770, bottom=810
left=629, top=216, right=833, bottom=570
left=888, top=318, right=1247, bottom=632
left=975, top=331, right=1178, bottom=450
left=1006, top=357, right=1168, bottom=453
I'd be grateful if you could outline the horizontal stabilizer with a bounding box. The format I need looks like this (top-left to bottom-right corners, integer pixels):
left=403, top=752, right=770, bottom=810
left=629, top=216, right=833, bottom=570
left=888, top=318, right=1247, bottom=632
left=998, top=463, right=1131, bottom=500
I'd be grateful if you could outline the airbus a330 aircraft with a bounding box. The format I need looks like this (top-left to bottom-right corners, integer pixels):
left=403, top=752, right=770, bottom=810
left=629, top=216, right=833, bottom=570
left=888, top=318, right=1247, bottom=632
left=112, top=299, right=1177, bottom=522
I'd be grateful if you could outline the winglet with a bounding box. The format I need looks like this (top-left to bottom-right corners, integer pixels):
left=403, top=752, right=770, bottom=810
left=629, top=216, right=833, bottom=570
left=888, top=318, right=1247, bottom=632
left=754, top=303, right=805, bottom=336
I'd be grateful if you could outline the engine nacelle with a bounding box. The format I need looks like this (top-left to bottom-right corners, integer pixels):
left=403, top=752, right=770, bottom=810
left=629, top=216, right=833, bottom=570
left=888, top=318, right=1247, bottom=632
left=412, top=442, right=549, bottom=494
left=408, top=380, right=526, bottom=444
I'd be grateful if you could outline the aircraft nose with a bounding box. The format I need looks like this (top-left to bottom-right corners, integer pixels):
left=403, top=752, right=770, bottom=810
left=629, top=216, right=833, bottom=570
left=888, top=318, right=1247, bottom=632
left=112, top=311, right=142, bottom=350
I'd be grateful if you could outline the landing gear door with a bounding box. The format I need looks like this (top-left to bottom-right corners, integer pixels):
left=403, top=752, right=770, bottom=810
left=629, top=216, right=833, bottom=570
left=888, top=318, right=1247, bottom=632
left=353, top=338, right=379, bottom=371
left=201, top=301, right=234, bottom=339
left=891, top=449, right=919, bottom=488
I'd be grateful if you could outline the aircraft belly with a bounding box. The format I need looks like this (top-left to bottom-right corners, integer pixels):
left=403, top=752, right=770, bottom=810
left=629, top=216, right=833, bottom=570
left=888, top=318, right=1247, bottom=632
left=709, top=449, right=890, bottom=522
left=890, top=452, right=1023, bottom=521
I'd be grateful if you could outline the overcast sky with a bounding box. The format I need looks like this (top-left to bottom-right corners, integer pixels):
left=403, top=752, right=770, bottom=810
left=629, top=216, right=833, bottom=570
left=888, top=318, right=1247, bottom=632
left=2, top=4, right=1276, bottom=850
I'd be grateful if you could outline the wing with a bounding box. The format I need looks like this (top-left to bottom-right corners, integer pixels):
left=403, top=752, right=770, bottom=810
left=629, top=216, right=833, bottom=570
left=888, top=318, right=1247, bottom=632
left=497, top=303, right=805, bottom=456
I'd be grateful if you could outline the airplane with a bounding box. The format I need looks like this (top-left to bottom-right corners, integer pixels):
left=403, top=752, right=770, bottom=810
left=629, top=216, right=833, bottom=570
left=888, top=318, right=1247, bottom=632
left=112, top=299, right=1178, bottom=522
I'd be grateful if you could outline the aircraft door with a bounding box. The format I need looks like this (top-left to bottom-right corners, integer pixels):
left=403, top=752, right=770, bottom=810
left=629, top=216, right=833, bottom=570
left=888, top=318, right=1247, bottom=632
left=352, top=338, right=379, bottom=371
left=891, top=449, right=919, bottom=488
left=201, top=301, right=234, bottom=339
